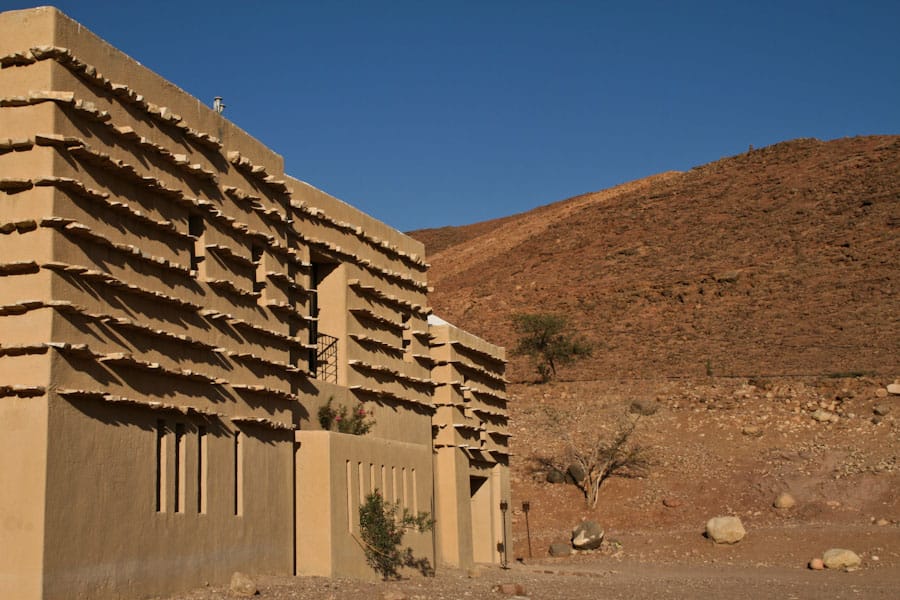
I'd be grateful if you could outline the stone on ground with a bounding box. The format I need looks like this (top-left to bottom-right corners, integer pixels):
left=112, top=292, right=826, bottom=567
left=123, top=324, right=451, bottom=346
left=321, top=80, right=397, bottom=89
left=822, top=548, right=861, bottom=570
left=886, top=383, right=900, bottom=395
left=229, top=571, right=258, bottom=597
left=773, top=492, right=796, bottom=509
left=809, top=558, right=825, bottom=570
left=571, top=520, right=605, bottom=550
left=705, top=516, right=746, bottom=544
left=494, top=582, right=527, bottom=595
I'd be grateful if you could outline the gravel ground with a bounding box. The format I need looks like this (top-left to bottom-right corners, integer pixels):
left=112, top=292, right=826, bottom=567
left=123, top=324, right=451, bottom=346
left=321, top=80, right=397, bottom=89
left=158, top=557, right=900, bottom=600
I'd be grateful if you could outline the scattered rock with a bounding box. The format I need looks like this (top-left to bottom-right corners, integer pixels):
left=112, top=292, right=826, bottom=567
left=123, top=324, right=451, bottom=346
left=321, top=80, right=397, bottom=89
left=229, top=572, right=258, bottom=597
left=545, top=468, right=566, bottom=484
left=629, top=398, right=659, bottom=416
left=494, top=583, right=527, bottom=595
left=822, top=548, right=861, bottom=570
left=875, top=518, right=890, bottom=526
left=874, top=388, right=888, bottom=398
left=773, top=492, right=796, bottom=509
left=809, top=558, right=825, bottom=570
left=873, top=404, right=891, bottom=416
left=811, top=409, right=839, bottom=423
left=742, top=425, right=763, bottom=437
left=549, top=542, right=573, bottom=557
left=705, top=516, right=746, bottom=544
left=887, top=383, right=900, bottom=395
left=662, top=497, right=682, bottom=508
left=571, top=520, right=605, bottom=550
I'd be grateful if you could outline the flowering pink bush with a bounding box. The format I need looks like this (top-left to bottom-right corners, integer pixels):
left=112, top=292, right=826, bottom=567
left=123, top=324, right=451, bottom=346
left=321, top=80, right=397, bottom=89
left=318, top=397, right=375, bottom=435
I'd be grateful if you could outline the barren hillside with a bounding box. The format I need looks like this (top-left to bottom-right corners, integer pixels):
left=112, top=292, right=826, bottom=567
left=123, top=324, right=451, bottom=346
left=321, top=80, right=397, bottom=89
left=412, top=136, right=900, bottom=382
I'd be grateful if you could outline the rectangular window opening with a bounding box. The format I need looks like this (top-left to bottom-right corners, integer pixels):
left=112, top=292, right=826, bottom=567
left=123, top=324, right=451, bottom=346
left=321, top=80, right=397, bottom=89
left=251, top=245, right=265, bottom=294
left=346, top=460, right=353, bottom=532
left=188, top=215, right=205, bottom=274
left=156, top=420, right=166, bottom=513
left=174, top=423, right=186, bottom=513
left=234, top=430, right=244, bottom=516
left=412, top=468, right=418, bottom=514
left=402, top=467, right=409, bottom=510
left=198, top=426, right=207, bottom=514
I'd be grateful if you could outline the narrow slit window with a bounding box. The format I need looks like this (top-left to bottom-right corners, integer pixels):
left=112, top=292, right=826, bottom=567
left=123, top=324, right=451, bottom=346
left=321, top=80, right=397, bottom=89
left=357, top=462, right=364, bottom=505
left=402, top=467, right=408, bottom=509
left=346, top=460, right=353, bottom=532
left=370, top=463, right=376, bottom=494
left=234, top=430, right=244, bottom=516
left=156, top=420, right=166, bottom=513
left=174, top=424, right=186, bottom=513
left=198, top=426, right=207, bottom=514
left=412, top=468, right=418, bottom=514
left=391, top=466, right=398, bottom=504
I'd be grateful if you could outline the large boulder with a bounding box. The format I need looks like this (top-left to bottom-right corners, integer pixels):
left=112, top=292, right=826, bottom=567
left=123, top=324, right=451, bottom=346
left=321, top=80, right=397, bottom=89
left=571, top=520, right=605, bottom=550
left=705, top=516, right=746, bottom=544
left=823, top=548, right=861, bottom=570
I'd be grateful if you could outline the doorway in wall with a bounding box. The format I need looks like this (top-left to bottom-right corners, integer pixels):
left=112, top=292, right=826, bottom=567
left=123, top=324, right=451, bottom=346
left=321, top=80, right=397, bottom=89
left=469, top=475, right=493, bottom=562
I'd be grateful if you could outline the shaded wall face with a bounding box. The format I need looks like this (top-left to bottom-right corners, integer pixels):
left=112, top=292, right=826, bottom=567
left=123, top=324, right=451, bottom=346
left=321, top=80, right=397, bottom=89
left=41, top=397, right=294, bottom=600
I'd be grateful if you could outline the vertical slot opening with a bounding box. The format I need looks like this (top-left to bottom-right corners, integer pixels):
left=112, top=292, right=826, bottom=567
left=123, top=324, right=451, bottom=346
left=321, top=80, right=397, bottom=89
left=234, top=430, right=244, bottom=516
left=156, top=419, right=166, bottom=513
left=412, top=468, right=418, bottom=514
left=198, top=426, right=207, bottom=514
left=174, top=423, right=185, bottom=513
left=346, top=460, right=353, bottom=532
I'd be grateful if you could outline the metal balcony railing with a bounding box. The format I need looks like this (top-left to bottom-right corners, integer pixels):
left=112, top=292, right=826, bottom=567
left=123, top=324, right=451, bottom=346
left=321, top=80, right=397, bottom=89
left=315, top=332, right=338, bottom=384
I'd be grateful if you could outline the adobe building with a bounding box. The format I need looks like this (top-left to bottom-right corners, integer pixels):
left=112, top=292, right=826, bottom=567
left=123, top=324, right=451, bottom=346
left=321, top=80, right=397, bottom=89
left=0, top=7, right=509, bottom=599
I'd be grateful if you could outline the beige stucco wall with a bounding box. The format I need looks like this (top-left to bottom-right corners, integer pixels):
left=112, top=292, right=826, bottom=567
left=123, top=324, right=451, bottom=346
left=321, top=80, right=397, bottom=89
left=296, top=430, right=434, bottom=579
left=39, top=395, right=294, bottom=600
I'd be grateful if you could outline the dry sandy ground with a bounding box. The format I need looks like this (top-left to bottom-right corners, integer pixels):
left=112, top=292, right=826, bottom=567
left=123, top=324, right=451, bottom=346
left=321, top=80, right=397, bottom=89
left=160, top=550, right=899, bottom=600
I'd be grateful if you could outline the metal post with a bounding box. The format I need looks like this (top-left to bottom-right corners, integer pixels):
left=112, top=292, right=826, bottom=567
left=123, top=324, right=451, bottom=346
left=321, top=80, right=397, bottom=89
left=499, top=500, right=509, bottom=568
left=522, top=500, right=532, bottom=559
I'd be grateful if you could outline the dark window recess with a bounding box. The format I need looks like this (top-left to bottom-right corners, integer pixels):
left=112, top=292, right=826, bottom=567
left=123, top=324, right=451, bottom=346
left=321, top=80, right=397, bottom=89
left=188, top=215, right=205, bottom=272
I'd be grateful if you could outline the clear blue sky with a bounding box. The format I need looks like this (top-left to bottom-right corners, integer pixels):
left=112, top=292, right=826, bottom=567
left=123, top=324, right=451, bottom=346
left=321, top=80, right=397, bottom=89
left=4, top=1, right=899, bottom=232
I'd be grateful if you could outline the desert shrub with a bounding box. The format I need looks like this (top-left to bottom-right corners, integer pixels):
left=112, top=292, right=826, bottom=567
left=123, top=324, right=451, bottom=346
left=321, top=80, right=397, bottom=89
left=533, top=407, right=652, bottom=508
left=358, top=491, right=434, bottom=580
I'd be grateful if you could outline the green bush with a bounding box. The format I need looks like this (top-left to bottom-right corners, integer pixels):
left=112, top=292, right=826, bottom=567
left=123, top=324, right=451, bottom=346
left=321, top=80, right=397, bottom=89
left=358, top=490, right=434, bottom=580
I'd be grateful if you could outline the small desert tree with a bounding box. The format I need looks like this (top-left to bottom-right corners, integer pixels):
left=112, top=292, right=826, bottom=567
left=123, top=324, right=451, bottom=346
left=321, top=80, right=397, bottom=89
left=535, top=408, right=651, bottom=508
left=358, top=490, right=434, bottom=580
left=511, top=312, right=592, bottom=382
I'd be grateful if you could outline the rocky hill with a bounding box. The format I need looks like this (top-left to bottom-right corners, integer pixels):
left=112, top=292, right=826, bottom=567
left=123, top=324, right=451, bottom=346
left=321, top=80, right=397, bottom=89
left=412, top=136, right=900, bottom=382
